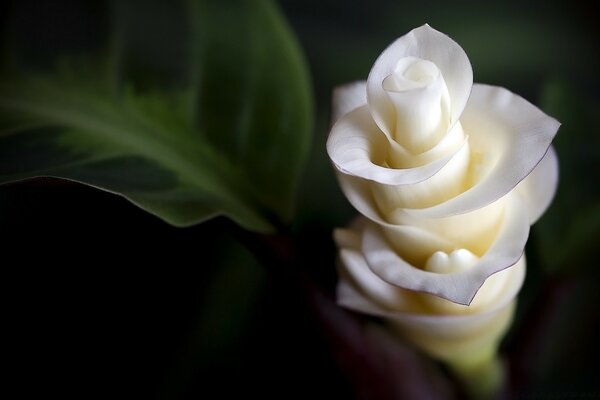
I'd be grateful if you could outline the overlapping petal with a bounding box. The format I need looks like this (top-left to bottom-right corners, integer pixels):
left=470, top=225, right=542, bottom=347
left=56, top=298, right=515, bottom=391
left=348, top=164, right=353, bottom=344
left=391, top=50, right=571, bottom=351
left=336, top=219, right=526, bottom=362
left=331, top=81, right=367, bottom=124
left=405, top=84, right=560, bottom=219
left=329, top=24, right=559, bottom=364
left=362, top=193, right=529, bottom=305
left=367, top=24, right=473, bottom=139
left=515, top=145, right=559, bottom=223
left=327, top=106, right=466, bottom=185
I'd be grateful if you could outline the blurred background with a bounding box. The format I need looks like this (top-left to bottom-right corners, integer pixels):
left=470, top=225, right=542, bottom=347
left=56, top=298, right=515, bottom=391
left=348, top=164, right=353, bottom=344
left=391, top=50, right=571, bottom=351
left=1, top=0, right=599, bottom=398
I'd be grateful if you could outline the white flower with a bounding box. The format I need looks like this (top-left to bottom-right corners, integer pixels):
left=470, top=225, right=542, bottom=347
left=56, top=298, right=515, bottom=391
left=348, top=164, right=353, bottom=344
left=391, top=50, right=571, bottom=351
left=327, top=25, right=559, bottom=367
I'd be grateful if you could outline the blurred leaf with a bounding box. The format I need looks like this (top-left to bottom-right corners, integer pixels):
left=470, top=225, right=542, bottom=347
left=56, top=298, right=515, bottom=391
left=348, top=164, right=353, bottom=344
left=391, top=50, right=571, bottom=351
left=535, top=79, right=600, bottom=274
left=161, top=232, right=267, bottom=397
left=0, top=0, right=313, bottom=233
left=187, top=1, right=313, bottom=222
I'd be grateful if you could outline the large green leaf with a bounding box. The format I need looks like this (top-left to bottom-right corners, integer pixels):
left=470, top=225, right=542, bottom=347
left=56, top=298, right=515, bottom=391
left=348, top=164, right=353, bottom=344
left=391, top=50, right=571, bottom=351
left=0, top=0, right=312, bottom=233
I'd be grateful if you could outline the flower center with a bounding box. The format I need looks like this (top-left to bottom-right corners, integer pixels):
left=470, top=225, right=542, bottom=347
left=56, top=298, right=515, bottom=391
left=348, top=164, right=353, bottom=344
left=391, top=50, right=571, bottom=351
left=421, top=247, right=514, bottom=314
left=383, top=57, right=451, bottom=154
left=424, top=248, right=478, bottom=274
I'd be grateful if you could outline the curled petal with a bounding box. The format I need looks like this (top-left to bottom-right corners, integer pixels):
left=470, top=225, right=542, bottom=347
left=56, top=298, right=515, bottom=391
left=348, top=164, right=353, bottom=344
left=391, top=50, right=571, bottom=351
left=336, top=172, right=382, bottom=221
left=372, top=141, right=470, bottom=212
left=337, top=237, right=525, bottom=363
left=327, top=106, right=467, bottom=185
left=386, top=199, right=505, bottom=256
left=362, top=192, right=529, bottom=305
left=331, top=24, right=558, bottom=371
left=338, top=278, right=384, bottom=316
left=421, top=257, right=523, bottom=315
left=378, top=224, right=457, bottom=267
left=337, top=232, right=525, bottom=316
left=405, top=84, right=560, bottom=220
left=331, top=81, right=367, bottom=124
left=367, top=24, right=473, bottom=138
left=515, top=146, right=559, bottom=224
left=387, top=121, right=466, bottom=169
left=336, top=171, right=504, bottom=255
left=383, top=57, right=451, bottom=153
left=388, top=300, right=517, bottom=363
left=338, top=246, right=422, bottom=312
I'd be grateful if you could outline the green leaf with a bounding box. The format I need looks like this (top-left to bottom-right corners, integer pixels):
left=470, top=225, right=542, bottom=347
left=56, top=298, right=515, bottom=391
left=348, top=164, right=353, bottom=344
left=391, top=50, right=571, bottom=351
left=160, top=231, right=267, bottom=397
left=187, top=0, right=313, bottom=222
left=0, top=0, right=313, bottom=233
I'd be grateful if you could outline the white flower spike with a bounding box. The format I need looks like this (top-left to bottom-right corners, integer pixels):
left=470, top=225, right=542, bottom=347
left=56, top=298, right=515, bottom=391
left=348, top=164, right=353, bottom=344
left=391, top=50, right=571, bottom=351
left=327, top=24, right=559, bottom=395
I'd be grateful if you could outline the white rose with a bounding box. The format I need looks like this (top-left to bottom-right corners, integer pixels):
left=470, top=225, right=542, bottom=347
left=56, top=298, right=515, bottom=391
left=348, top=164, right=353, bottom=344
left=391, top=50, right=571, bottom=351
left=326, top=24, right=559, bottom=376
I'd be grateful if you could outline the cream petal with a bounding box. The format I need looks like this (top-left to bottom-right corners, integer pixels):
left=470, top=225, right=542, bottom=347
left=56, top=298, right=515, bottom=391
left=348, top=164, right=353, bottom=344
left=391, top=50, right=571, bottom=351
left=388, top=300, right=517, bottom=364
left=331, top=81, right=367, bottom=124
left=383, top=57, right=451, bottom=153
left=367, top=24, right=473, bottom=138
left=515, top=145, right=559, bottom=224
left=381, top=224, right=457, bottom=267
left=362, top=193, right=530, bottom=305
left=405, top=84, right=560, bottom=220
left=420, top=256, right=525, bottom=315
left=336, top=171, right=505, bottom=256
left=337, top=277, right=386, bottom=316
left=336, top=243, right=524, bottom=364
left=336, top=172, right=383, bottom=222
left=387, top=199, right=506, bottom=256
left=335, top=227, right=428, bottom=314
left=336, top=238, right=525, bottom=317
left=333, top=218, right=400, bottom=309
left=387, top=121, right=466, bottom=169
left=327, top=106, right=466, bottom=185
left=338, top=262, right=521, bottom=364
left=339, top=247, right=418, bottom=311
left=371, top=140, right=470, bottom=212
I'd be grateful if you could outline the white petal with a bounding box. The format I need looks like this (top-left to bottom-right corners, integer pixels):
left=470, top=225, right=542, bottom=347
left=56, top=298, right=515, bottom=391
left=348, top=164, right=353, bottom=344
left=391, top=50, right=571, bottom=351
left=515, top=145, right=559, bottom=224
left=367, top=24, right=473, bottom=138
left=387, top=300, right=517, bottom=363
left=336, top=172, right=383, bottom=221
left=337, top=278, right=385, bottom=315
left=405, top=84, right=560, bottom=220
left=339, top=248, right=421, bottom=311
left=381, top=224, right=457, bottom=267
left=336, top=171, right=505, bottom=256
left=371, top=141, right=470, bottom=213
left=335, top=220, right=395, bottom=311
left=420, top=256, right=525, bottom=315
left=387, top=120, right=466, bottom=169
left=336, top=241, right=524, bottom=363
left=383, top=57, right=451, bottom=153
left=335, top=225, right=429, bottom=313
left=327, top=106, right=466, bottom=185
left=362, top=192, right=530, bottom=305
left=331, top=81, right=367, bottom=124
left=387, top=198, right=506, bottom=256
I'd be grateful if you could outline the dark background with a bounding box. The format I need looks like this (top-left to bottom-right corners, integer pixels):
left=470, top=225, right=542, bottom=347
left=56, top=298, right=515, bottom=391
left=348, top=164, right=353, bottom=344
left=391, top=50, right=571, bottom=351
left=2, top=1, right=599, bottom=398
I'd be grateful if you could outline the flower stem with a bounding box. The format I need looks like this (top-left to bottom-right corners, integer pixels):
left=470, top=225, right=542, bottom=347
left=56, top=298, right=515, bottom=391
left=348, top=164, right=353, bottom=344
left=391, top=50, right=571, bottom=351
left=449, top=351, right=504, bottom=399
